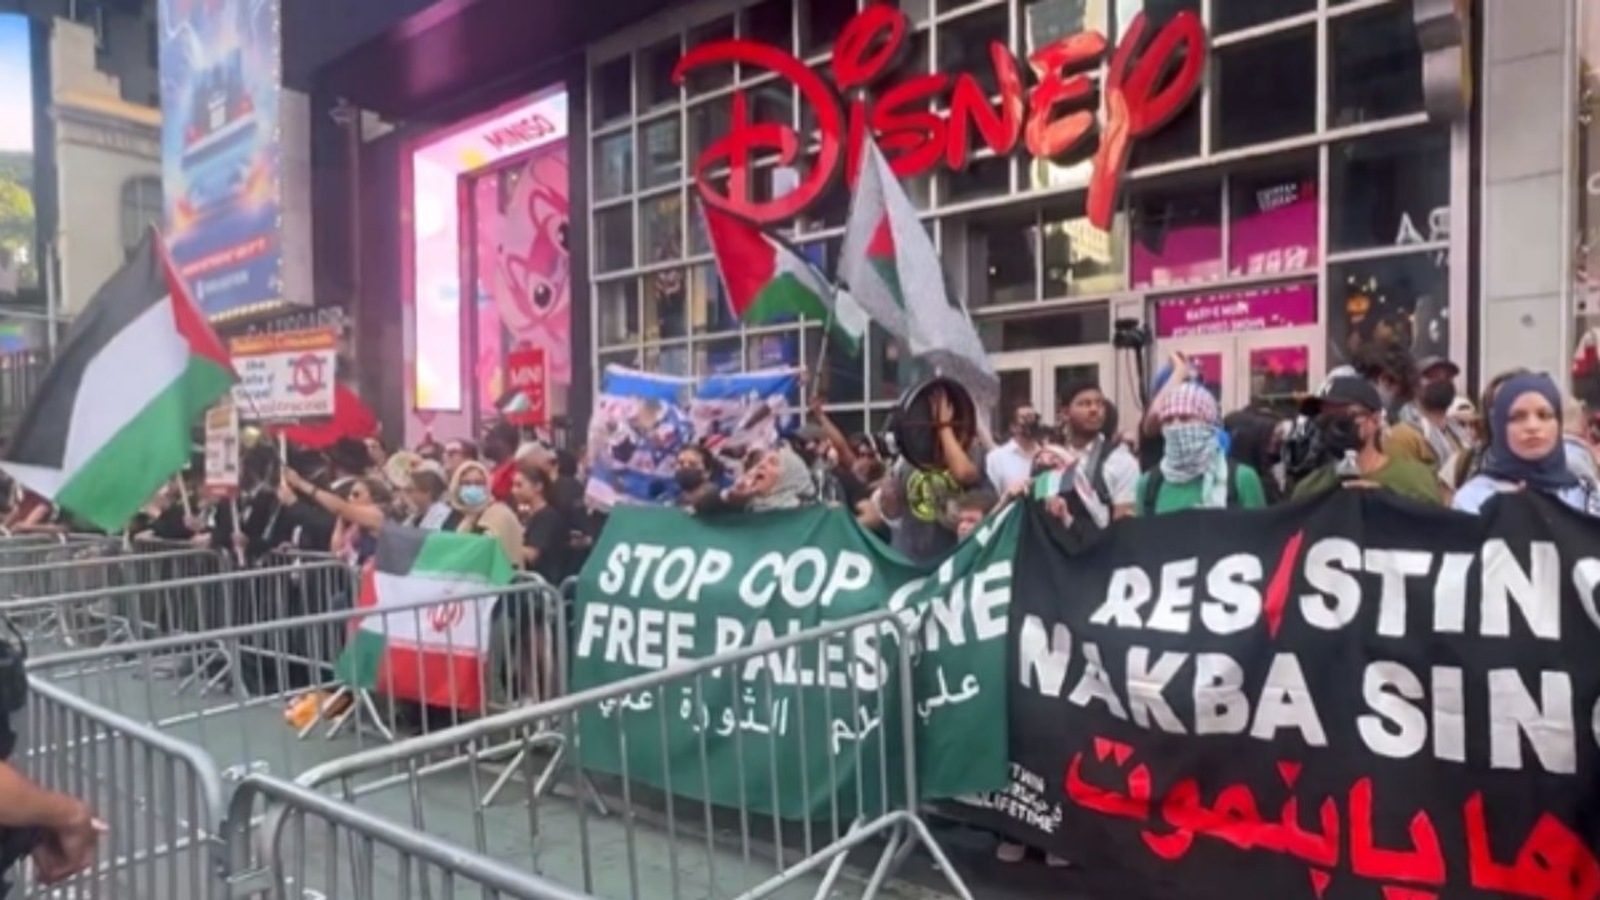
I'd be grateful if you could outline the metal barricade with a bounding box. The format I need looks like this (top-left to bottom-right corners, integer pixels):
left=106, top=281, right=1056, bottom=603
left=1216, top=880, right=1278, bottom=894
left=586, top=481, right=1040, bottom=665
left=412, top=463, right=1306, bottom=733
left=281, top=611, right=974, bottom=900
left=21, top=676, right=229, bottom=900
left=222, top=775, right=588, bottom=900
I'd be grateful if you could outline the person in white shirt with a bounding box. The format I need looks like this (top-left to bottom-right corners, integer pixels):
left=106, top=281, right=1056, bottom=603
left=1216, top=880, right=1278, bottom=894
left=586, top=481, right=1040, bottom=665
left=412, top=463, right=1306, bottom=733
left=985, top=403, right=1046, bottom=494
left=1057, top=380, right=1139, bottom=519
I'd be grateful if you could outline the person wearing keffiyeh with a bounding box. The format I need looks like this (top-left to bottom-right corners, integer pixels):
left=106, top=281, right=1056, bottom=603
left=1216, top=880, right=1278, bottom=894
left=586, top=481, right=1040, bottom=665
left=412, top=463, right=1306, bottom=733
left=1135, top=383, right=1267, bottom=515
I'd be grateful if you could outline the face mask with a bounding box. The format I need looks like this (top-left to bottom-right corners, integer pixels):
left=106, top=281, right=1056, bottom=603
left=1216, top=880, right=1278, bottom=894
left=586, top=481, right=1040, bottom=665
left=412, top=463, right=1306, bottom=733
left=675, top=470, right=706, bottom=491
left=1420, top=381, right=1457, bottom=412
left=1161, top=422, right=1215, bottom=469
left=458, top=485, right=488, bottom=507
left=1315, top=414, right=1363, bottom=455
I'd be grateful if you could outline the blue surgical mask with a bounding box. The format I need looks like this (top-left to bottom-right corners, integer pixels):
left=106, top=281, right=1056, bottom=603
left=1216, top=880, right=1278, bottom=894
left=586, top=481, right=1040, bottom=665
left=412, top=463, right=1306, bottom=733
left=458, top=485, right=488, bottom=507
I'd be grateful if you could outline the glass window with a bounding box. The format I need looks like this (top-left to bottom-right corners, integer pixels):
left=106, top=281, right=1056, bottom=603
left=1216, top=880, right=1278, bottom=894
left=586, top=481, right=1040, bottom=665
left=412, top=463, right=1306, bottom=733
left=594, top=132, right=633, bottom=201
left=596, top=279, right=641, bottom=347
left=638, top=37, right=683, bottom=110
left=747, top=330, right=802, bottom=370
left=120, top=176, right=162, bottom=256
left=944, top=156, right=1011, bottom=204
left=938, top=7, right=1008, bottom=98
left=685, top=18, right=735, bottom=93
left=820, top=332, right=867, bottom=404
left=689, top=264, right=741, bottom=334
left=741, top=0, right=792, bottom=53
left=1023, top=0, right=1110, bottom=53
left=599, top=347, right=645, bottom=373
left=1227, top=160, right=1319, bottom=276
left=802, top=0, right=857, bottom=56
left=975, top=306, right=1110, bottom=352
left=1329, top=127, right=1450, bottom=253
left=966, top=208, right=1039, bottom=308
left=869, top=323, right=908, bottom=403
left=646, top=343, right=693, bottom=376
left=1327, top=253, right=1449, bottom=369
left=639, top=116, right=682, bottom=189
left=593, top=56, right=632, bottom=125
left=1129, top=179, right=1223, bottom=289
left=1113, top=0, right=1198, bottom=39
left=594, top=206, right=634, bottom=272
left=644, top=269, right=689, bottom=340
left=1040, top=200, right=1127, bottom=297
left=1329, top=3, right=1425, bottom=127
left=1211, top=0, right=1313, bottom=35
left=695, top=335, right=744, bottom=375
left=1214, top=26, right=1316, bottom=151
left=688, top=99, right=731, bottom=164
left=640, top=192, right=683, bottom=265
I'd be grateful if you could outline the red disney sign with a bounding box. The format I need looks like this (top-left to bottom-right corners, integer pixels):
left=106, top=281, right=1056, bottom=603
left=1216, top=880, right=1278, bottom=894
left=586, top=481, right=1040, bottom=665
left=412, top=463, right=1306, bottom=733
left=673, top=5, right=1207, bottom=232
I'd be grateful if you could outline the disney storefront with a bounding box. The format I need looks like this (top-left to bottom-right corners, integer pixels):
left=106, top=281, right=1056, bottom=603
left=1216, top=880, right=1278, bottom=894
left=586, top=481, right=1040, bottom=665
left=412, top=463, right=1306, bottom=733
left=585, top=0, right=1468, bottom=435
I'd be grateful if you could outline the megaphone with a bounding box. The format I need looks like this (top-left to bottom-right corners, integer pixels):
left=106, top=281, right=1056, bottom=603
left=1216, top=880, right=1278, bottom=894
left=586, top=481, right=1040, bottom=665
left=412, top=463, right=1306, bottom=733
left=890, top=376, right=978, bottom=472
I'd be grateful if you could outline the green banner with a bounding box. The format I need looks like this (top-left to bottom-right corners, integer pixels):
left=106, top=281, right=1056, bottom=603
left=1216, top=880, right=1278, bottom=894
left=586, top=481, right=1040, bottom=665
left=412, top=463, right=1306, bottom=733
left=570, top=503, right=1018, bottom=820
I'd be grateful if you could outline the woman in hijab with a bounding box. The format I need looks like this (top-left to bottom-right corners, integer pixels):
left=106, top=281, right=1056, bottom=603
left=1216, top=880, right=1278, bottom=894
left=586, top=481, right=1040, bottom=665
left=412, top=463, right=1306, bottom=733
left=1453, top=373, right=1600, bottom=515
left=448, top=460, right=524, bottom=561
left=691, top=445, right=816, bottom=515
left=1136, top=383, right=1266, bottom=515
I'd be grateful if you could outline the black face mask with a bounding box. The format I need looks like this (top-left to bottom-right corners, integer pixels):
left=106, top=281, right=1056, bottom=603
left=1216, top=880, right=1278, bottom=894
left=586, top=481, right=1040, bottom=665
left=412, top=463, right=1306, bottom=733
left=675, top=470, right=706, bottom=491
left=1315, top=413, right=1364, bottom=456
left=1420, top=381, right=1457, bottom=413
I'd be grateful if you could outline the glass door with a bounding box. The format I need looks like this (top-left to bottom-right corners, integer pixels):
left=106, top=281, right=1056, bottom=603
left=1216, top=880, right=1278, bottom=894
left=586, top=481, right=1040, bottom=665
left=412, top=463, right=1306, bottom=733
left=989, top=351, right=1044, bottom=434
left=1152, top=335, right=1235, bottom=407
left=1039, top=347, right=1117, bottom=416
left=1236, top=327, right=1323, bottom=417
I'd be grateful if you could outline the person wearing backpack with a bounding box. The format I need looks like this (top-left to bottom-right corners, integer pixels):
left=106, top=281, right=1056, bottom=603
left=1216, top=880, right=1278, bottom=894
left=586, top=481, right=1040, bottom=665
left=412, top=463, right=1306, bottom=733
left=1136, top=382, right=1267, bottom=516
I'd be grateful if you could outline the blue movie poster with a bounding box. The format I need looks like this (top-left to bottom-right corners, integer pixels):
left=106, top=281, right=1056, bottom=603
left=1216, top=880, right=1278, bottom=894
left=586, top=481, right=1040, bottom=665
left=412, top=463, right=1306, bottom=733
left=158, top=0, right=281, bottom=318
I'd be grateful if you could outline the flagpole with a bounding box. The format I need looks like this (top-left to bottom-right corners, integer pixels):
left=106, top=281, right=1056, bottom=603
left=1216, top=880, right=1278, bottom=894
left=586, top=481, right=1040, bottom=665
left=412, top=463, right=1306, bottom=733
left=808, top=299, right=836, bottom=404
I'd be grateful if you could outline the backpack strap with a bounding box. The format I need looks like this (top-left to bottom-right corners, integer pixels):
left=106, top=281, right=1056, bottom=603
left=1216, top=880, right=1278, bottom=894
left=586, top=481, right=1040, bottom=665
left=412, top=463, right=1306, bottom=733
left=1086, top=441, right=1113, bottom=508
left=1141, top=469, right=1164, bottom=516
left=1143, top=460, right=1243, bottom=514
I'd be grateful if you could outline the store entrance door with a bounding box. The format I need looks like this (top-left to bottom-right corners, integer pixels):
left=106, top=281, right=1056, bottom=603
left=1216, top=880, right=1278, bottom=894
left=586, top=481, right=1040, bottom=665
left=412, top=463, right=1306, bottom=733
left=990, top=346, right=1118, bottom=431
left=1156, top=326, right=1323, bottom=417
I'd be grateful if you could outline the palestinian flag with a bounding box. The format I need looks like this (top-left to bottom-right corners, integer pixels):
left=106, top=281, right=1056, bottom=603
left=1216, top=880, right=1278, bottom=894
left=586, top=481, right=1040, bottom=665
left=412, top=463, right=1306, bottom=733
left=701, top=203, right=867, bottom=354
left=335, top=526, right=515, bottom=711
left=0, top=227, right=235, bottom=532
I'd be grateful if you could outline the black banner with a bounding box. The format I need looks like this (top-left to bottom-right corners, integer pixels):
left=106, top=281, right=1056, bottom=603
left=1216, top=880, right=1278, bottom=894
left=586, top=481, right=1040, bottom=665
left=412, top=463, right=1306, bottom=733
left=967, top=491, right=1600, bottom=900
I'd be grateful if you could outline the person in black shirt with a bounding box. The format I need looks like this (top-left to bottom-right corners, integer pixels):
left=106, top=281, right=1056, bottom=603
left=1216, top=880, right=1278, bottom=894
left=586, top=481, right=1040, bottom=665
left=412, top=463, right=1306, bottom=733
left=512, top=461, right=569, bottom=585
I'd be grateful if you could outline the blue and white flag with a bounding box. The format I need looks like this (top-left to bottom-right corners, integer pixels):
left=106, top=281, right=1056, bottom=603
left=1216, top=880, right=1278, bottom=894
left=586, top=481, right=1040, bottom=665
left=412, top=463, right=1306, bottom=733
left=583, top=366, right=800, bottom=510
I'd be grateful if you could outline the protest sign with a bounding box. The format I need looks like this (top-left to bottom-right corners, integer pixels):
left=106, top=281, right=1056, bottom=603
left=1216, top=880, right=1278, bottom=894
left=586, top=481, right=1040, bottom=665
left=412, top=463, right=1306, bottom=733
left=582, top=365, right=799, bottom=510
left=229, top=328, right=337, bottom=420
left=964, top=493, right=1600, bottom=900
left=570, top=503, right=1018, bottom=819
left=203, top=401, right=239, bottom=497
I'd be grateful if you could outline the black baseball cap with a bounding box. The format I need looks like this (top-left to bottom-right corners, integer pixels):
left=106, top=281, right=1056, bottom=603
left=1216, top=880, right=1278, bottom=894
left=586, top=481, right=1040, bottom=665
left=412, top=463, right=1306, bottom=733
left=1416, top=355, right=1460, bottom=378
left=1300, top=376, right=1383, bottom=416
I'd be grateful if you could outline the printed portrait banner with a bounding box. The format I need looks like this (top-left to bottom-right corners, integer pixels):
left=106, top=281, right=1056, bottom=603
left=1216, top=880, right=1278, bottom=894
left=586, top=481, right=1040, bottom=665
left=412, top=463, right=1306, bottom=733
left=963, top=493, right=1600, bottom=900
left=583, top=365, right=800, bottom=511
left=158, top=0, right=284, bottom=317
left=569, top=503, right=1019, bottom=820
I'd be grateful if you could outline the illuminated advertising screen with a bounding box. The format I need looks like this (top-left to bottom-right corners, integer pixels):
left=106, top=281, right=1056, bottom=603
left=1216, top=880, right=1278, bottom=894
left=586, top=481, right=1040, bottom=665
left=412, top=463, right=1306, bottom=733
left=158, top=0, right=284, bottom=318
left=0, top=14, right=37, bottom=301
left=408, top=89, right=568, bottom=416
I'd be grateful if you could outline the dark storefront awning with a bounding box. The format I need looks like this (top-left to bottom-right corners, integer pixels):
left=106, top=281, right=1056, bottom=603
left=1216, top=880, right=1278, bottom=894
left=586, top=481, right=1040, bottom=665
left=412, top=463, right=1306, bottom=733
left=296, top=0, right=699, bottom=120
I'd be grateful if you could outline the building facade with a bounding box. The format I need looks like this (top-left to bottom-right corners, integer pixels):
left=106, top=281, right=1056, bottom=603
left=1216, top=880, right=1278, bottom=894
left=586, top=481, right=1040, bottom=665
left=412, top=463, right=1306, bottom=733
left=584, top=0, right=1472, bottom=437
left=50, top=15, right=161, bottom=318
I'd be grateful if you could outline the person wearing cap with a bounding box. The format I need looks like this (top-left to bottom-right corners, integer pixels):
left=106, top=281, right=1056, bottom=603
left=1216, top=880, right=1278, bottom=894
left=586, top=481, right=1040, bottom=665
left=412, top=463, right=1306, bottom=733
left=1290, top=377, right=1443, bottom=505
left=1349, top=342, right=1438, bottom=470
left=1411, top=356, right=1473, bottom=469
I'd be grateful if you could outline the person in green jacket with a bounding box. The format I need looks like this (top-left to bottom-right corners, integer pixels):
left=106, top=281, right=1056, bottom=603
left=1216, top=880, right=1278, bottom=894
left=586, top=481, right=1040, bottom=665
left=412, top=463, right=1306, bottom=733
left=1291, top=376, right=1443, bottom=505
left=1136, top=381, right=1267, bottom=515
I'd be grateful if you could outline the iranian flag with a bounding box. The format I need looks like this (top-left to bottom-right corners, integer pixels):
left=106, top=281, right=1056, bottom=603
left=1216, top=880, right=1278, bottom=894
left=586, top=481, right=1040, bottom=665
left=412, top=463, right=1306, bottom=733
left=701, top=203, right=868, bottom=354
left=0, top=227, right=236, bottom=532
left=335, top=526, right=515, bottom=711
